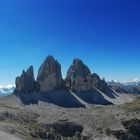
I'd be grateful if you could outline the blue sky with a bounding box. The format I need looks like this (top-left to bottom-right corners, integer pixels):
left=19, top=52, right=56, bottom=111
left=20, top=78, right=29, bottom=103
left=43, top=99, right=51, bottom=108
left=0, top=0, right=140, bottom=85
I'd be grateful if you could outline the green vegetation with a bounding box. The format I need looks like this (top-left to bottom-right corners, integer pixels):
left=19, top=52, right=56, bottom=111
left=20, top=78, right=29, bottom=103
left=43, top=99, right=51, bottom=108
left=120, top=97, right=140, bottom=111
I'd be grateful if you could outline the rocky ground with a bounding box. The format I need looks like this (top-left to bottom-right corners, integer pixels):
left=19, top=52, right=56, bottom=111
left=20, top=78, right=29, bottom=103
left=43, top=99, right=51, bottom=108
left=0, top=94, right=139, bottom=140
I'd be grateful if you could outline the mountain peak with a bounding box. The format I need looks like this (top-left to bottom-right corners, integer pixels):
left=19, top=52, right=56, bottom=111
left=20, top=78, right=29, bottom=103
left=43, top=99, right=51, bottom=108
left=123, top=78, right=139, bottom=83
left=66, top=59, right=91, bottom=92
left=122, top=78, right=140, bottom=86
left=37, top=56, right=62, bottom=92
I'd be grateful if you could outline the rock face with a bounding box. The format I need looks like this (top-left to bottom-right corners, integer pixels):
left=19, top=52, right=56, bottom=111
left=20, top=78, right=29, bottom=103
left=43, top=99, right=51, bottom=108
left=30, top=121, right=84, bottom=139
left=108, top=81, right=125, bottom=93
left=112, top=119, right=140, bottom=140
left=91, top=73, right=109, bottom=92
left=48, top=121, right=83, bottom=137
left=107, top=80, right=140, bottom=94
left=37, top=56, right=62, bottom=92
left=15, top=66, right=36, bottom=93
left=65, top=59, right=92, bottom=92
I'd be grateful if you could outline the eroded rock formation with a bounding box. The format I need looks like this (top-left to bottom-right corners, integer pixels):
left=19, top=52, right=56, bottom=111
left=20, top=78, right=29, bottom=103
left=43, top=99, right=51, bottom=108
left=91, top=73, right=109, bottom=92
left=37, top=56, right=63, bottom=92
left=65, top=59, right=92, bottom=92
left=15, top=66, right=36, bottom=93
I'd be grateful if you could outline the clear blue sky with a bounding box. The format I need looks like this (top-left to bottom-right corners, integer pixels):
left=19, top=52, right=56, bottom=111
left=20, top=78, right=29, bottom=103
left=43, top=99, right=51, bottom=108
left=0, top=0, right=140, bottom=85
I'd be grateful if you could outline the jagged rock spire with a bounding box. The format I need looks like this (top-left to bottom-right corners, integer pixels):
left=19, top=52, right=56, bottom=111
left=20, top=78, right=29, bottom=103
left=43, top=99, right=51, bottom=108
left=65, top=58, right=92, bottom=92
left=91, top=73, right=109, bottom=92
left=15, top=66, right=36, bottom=93
left=37, top=55, right=62, bottom=92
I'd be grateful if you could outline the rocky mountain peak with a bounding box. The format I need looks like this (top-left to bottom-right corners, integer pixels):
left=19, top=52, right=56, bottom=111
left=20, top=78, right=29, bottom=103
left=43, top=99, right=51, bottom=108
left=26, top=66, right=34, bottom=77
left=67, top=58, right=91, bottom=79
left=15, top=66, right=36, bottom=93
left=91, top=73, right=109, bottom=93
left=65, top=58, right=92, bottom=92
left=73, top=58, right=84, bottom=65
left=37, top=56, right=62, bottom=92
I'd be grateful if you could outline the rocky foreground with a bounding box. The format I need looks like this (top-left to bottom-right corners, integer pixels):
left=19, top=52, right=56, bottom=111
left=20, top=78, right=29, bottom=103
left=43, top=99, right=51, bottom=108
left=0, top=94, right=139, bottom=140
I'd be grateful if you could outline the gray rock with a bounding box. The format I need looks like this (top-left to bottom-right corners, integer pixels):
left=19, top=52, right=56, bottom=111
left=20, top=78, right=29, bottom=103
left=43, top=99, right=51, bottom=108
left=30, top=131, right=61, bottom=140
left=65, top=59, right=92, bottom=92
left=91, top=73, right=109, bottom=92
left=15, top=66, right=36, bottom=93
left=90, top=74, right=116, bottom=98
left=48, top=121, right=83, bottom=137
left=30, top=121, right=84, bottom=139
left=37, top=56, right=62, bottom=92
left=112, top=119, right=140, bottom=140
left=108, top=81, right=126, bottom=93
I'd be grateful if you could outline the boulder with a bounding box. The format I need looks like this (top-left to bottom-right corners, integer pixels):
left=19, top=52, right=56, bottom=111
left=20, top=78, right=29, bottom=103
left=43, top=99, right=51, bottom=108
left=37, top=56, right=62, bottom=92
left=30, top=121, right=84, bottom=139
left=48, top=121, right=83, bottom=137
left=30, top=131, right=61, bottom=140
left=65, top=59, right=92, bottom=92
left=112, top=119, right=140, bottom=140
left=15, top=66, right=36, bottom=93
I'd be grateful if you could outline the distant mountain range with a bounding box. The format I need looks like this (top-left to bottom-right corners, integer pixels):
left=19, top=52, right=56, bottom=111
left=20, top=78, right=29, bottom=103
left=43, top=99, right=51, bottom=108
left=0, top=85, right=15, bottom=96
left=108, top=79, right=140, bottom=94
left=121, top=78, right=140, bottom=86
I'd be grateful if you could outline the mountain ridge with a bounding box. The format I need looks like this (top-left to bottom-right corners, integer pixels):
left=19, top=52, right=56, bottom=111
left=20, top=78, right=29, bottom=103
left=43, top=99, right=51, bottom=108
left=108, top=80, right=140, bottom=94
left=13, top=55, right=134, bottom=107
